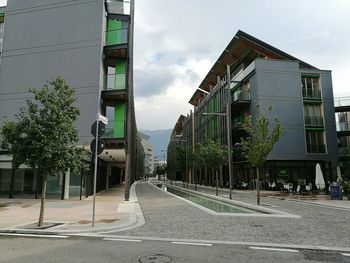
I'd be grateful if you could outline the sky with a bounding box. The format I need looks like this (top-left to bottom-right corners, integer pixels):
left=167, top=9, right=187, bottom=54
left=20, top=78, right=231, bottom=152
left=1, top=0, right=349, bottom=131
left=133, top=0, right=350, bottom=131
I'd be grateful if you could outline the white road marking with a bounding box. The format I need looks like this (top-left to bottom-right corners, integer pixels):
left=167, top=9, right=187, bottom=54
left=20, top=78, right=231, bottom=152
left=103, top=238, right=142, bottom=242
left=0, top=233, right=68, bottom=239
left=172, top=241, right=213, bottom=247
left=249, top=246, right=299, bottom=253
left=341, top=253, right=350, bottom=257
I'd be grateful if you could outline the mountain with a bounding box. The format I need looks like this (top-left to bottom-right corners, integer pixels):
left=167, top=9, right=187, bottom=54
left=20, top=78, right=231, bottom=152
left=140, top=129, right=172, bottom=159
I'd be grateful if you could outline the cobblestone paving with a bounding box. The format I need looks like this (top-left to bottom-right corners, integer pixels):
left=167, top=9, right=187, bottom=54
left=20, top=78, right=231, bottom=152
left=114, top=181, right=350, bottom=247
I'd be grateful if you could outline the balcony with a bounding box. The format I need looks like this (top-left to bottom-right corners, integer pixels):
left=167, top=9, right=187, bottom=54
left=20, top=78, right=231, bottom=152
left=334, top=97, right=350, bottom=112
left=102, top=121, right=126, bottom=149
left=339, top=147, right=350, bottom=156
left=302, top=88, right=322, bottom=100
left=102, top=74, right=127, bottom=103
left=304, top=116, right=324, bottom=127
left=104, top=28, right=128, bottom=65
left=337, top=122, right=350, bottom=132
left=231, top=90, right=251, bottom=110
left=307, top=144, right=326, bottom=154
left=106, top=0, right=130, bottom=15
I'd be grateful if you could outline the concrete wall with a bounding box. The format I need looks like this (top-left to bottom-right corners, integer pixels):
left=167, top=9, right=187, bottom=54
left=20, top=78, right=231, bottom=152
left=0, top=0, right=105, bottom=145
left=250, top=59, right=338, bottom=162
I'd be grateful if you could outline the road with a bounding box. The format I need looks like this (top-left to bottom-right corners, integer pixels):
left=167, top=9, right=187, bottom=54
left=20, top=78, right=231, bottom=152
left=0, top=235, right=350, bottom=263
left=107, top=181, right=350, bottom=248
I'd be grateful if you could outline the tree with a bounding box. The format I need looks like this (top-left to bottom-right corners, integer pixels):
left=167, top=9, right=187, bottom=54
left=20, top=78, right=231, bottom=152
left=0, top=76, right=87, bottom=226
left=240, top=105, right=284, bottom=205
left=198, top=140, right=228, bottom=195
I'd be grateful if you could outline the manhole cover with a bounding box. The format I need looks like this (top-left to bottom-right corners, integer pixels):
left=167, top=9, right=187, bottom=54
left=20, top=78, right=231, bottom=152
left=139, top=254, right=173, bottom=263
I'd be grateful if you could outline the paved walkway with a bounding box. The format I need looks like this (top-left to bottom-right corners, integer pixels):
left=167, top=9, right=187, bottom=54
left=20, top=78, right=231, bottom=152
left=0, top=182, right=144, bottom=234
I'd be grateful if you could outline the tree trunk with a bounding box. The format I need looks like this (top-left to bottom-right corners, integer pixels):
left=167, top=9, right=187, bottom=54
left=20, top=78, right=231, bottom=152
left=215, top=169, right=219, bottom=196
left=204, top=167, right=208, bottom=186
left=38, top=173, right=47, bottom=227
left=256, top=167, right=260, bottom=206
left=9, top=168, right=15, bottom=199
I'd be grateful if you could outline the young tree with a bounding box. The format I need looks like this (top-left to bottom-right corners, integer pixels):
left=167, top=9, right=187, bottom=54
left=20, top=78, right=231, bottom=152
left=0, top=76, right=87, bottom=226
left=240, top=106, right=284, bottom=205
left=198, top=140, right=228, bottom=196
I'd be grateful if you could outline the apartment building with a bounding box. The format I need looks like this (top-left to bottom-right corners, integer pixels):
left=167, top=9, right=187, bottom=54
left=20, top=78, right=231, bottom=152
left=139, top=132, right=155, bottom=176
left=0, top=0, right=143, bottom=199
left=168, top=30, right=338, bottom=190
left=335, top=97, right=350, bottom=179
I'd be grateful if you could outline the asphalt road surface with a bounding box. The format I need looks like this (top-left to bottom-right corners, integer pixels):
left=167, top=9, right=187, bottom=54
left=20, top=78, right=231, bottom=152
left=1, top=235, right=350, bottom=263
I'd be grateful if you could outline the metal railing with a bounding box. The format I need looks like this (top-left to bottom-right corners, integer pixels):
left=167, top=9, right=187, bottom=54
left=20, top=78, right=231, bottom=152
left=334, top=97, right=350, bottom=107
left=232, top=90, right=250, bottom=102
left=104, top=74, right=126, bottom=90
left=106, top=28, right=128, bottom=46
left=307, top=144, right=326, bottom=154
left=304, top=116, right=324, bottom=126
left=102, top=121, right=125, bottom=138
left=302, top=88, right=322, bottom=99
left=336, top=122, right=350, bottom=132
left=106, top=0, right=130, bottom=15
left=339, top=147, right=350, bottom=156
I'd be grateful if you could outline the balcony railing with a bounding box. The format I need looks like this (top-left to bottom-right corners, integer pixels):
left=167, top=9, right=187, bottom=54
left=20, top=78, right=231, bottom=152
left=104, top=74, right=126, bottom=91
left=302, top=88, right=322, bottom=100
left=233, top=90, right=250, bottom=102
left=106, top=0, right=130, bottom=15
left=334, top=97, right=350, bottom=107
left=336, top=122, right=350, bottom=132
left=106, top=28, right=128, bottom=46
left=304, top=116, right=324, bottom=127
left=102, top=121, right=125, bottom=139
left=307, top=144, right=326, bottom=154
left=339, top=147, right=350, bottom=156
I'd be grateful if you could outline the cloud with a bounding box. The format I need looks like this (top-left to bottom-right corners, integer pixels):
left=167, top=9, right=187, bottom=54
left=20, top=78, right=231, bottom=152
left=133, top=0, right=350, bottom=130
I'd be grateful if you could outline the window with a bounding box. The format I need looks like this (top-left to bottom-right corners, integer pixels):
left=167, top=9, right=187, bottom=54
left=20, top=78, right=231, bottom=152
left=304, top=104, right=323, bottom=126
left=0, top=15, right=4, bottom=60
left=301, top=76, right=321, bottom=99
left=306, top=131, right=326, bottom=153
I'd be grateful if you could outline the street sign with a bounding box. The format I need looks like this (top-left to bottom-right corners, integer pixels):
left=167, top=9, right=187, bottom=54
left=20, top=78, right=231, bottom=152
left=90, top=138, right=105, bottom=155
left=97, top=113, right=108, bottom=125
left=90, top=121, right=106, bottom=138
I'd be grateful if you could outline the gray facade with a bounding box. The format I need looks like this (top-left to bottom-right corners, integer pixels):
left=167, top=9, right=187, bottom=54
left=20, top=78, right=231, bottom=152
left=0, top=0, right=104, bottom=145
left=0, top=0, right=142, bottom=199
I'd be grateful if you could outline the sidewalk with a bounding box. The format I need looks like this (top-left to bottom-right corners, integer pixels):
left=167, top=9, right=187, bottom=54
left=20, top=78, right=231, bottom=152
left=167, top=180, right=350, bottom=210
left=0, top=181, right=144, bottom=234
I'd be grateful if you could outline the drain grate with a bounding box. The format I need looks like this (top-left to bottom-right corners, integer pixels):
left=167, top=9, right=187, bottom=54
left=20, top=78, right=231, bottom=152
left=139, top=254, right=173, bottom=263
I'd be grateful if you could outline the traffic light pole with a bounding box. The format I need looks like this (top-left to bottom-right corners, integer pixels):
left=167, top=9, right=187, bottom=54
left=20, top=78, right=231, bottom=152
left=92, top=114, right=99, bottom=228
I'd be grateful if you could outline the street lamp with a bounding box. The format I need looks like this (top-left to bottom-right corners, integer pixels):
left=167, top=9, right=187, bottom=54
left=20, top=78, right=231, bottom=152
left=161, top=150, right=167, bottom=183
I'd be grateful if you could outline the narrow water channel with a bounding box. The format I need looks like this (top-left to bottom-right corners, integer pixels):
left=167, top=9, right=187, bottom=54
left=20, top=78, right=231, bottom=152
left=162, top=185, right=262, bottom=214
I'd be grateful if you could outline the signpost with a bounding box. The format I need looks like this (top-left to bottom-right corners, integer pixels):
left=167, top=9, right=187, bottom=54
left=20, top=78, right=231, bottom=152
left=91, top=114, right=108, bottom=227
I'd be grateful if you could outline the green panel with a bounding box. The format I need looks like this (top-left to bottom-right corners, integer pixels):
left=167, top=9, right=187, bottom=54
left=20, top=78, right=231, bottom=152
left=107, top=19, right=122, bottom=45
left=114, top=104, right=125, bottom=138
left=305, top=127, right=324, bottom=132
left=0, top=13, right=5, bottom=17
left=115, top=60, right=126, bottom=90
left=303, top=99, right=322, bottom=104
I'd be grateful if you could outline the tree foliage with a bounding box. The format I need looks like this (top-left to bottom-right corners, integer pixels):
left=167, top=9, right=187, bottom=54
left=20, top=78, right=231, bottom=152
left=240, top=105, right=284, bottom=168
left=0, top=76, right=87, bottom=225
left=197, top=140, right=228, bottom=168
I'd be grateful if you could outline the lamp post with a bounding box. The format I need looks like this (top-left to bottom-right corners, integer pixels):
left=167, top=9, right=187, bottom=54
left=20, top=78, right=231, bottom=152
left=161, top=150, right=167, bottom=183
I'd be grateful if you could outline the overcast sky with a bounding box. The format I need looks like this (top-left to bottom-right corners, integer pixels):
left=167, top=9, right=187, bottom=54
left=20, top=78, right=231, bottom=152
left=134, top=0, right=350, bottom=130
left=1, top=0, right=349, bottom=131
